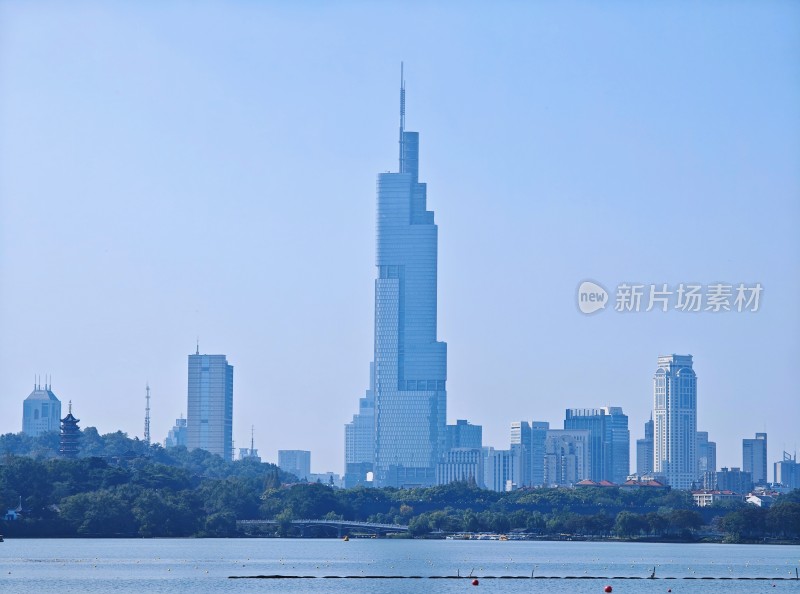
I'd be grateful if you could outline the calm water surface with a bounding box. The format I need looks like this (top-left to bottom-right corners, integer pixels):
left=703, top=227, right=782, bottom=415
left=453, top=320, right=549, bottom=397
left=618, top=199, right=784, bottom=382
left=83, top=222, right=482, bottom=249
left=1, top=538, right=798, bottom=594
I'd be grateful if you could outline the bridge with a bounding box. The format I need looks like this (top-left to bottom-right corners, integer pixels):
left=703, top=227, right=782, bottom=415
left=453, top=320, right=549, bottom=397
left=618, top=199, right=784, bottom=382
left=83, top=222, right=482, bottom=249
left=237, top=519, right=409, bottom=537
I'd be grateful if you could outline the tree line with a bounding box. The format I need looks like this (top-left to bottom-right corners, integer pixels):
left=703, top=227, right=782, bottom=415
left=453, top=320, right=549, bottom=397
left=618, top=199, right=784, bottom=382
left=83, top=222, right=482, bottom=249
left=1, top=429, right=798, bottom=542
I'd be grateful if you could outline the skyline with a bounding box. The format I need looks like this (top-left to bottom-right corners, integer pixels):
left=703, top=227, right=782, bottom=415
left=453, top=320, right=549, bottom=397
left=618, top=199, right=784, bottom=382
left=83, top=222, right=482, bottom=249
left=1, top=2, right=799, bottom=474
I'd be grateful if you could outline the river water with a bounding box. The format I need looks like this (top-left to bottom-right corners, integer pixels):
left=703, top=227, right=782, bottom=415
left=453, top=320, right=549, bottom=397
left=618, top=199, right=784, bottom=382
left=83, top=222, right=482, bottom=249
left=1, top=538, right=798, bottom=593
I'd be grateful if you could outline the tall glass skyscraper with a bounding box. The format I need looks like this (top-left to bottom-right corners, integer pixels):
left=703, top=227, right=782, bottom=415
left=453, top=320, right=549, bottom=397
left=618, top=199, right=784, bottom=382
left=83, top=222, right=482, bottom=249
left=653, top=354, right=697, bottom=489
left=345, top=69, right=447, bottom=488
left=187, top=350, right=233, bottom=461
left=564, top=407, right=630, bottom=484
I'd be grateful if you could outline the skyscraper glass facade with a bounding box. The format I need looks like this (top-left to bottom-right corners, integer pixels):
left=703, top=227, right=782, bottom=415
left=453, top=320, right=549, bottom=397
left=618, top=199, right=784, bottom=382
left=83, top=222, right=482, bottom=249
left=743, top=432, right=768, bottom=485
left=346, top=74, right=447, bottom=488
left=564, top=407, right=630, bottom=484
left=187, top=353, right=233, bottom=461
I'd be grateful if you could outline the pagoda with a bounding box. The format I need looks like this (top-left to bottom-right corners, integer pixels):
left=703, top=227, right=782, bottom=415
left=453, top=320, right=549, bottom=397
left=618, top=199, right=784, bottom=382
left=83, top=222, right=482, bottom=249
left=59, top=401, right=80, bottom=458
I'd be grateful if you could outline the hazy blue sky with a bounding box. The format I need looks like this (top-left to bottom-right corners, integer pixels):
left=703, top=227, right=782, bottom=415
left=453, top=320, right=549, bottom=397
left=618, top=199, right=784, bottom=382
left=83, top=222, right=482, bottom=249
left=1, top=2, right=798, bottom=474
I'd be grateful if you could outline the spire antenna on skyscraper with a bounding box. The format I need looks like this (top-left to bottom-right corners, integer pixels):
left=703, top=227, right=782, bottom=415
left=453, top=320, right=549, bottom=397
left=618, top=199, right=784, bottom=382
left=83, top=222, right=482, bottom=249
left=399, top=61, right=405, bottom=171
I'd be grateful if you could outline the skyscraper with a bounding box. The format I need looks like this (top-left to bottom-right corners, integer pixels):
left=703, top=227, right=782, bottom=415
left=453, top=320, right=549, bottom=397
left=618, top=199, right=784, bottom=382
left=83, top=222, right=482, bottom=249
left=636, top=417, right=654, bottom=475
left=344, top=363, right=375, bottom=487
left=187, top=349, right=233, bottom=460
left=743, top=432, right=768, bottom=485
left=653, top=354, right=697, bottom=490
left=510, top=421, right=532, bottom=487
left=564, top=407, right=630, bottom=484
left=22, top=380, right=61, bottom=437
left=446, top=419, right=482, bottom=451
left=697, top=430, right=717, bottom=478
left=346, top=67, right=447, bottom=488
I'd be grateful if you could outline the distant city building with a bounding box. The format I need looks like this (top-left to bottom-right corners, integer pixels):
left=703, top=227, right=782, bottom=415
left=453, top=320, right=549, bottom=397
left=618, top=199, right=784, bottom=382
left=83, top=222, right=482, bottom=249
left=510, top=421, right=532, bottom=487
left=564, top=407, right=630, bottom=484
left=59, top=401, right=80, bottom=458
left=636, top=417, right=654, bottom=475
left=712, top=467, right=753, bottom=494
left=742, top=432, right=768, bottom=485
left=653, top=354, right=697, bottom=490
left=774, top=451, right=799, bottom=489
left=279, top=450, right=311, bottom=481
left=482, top=447, right=516, bottom=492
left=530, top=421, right=549, bottom=487
left=309, top=472, right=342, bottom=488
left=436, top=448, right=484, bottom=487
left=344, top=363, right=375, bottom=487
left=22, top=380, right=61, bottom=437
left=696, top=431, right=717, bottom=479
left=238, top=426, right=261, bottom=461
left=446, top=420, right=482, bottom=451
left=187, top=350, right=233, bottom=461
left=692, top=490, right=743, bottom=507
left=164, top=416, right=187, bottom=448
left=345, top=71, right=448, bottom=488
left=543, top=429, right=590, bottom=487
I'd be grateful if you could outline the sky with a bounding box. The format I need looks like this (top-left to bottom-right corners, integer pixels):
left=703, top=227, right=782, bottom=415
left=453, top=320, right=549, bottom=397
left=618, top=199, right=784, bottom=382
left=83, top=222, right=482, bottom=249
left=1, top=1, right=798, bottom=475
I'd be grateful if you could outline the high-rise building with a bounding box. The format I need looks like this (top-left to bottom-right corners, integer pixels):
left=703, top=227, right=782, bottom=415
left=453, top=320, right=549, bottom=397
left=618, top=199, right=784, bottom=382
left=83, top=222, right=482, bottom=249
left=697, top=430, right=717, bottom=479
left=653, top=354, right=697, bottom=490
left=714, top=466, right=753, bottom=494
left=510, top=421, right=532, bottom=487
left=564, top=407, right=630, bottom=484
left=446, top=420, right=482, bottom=451
left=482, top=447, right=517, bottom=492
left=344, top=363, right=375, bottom=487
left=636, top=417, right=654, bottom=475
left=774, top=452, right=799, bottom=489
left=530, top=421, right=549, bottom=487
left=279, top=450, right=311, bottom=481
left=345, top=68, right=447, bottom=488
left=742, top=432, right=768, bottom=485
left=544, top=429, right=590, bottom=486
left=165, top=416, right=187, bottom=448
left=22, top=380, right=61, bottom=437
left=187, top=349, right=233, bottom=460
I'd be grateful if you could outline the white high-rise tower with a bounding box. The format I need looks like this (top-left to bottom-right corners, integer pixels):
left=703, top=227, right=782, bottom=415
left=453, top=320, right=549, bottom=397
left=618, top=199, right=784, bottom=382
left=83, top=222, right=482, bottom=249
left=653, top=354, right=697, bottom=490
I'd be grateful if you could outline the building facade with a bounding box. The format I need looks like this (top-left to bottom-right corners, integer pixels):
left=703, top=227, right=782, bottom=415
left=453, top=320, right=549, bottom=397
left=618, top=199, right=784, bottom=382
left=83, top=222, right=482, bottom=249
left=636, top=417, right=654, bottom=476
left=344, top=363, right=375, bottom=487
left=187, top=351, right=233, bottom=460
left=742, top=432, right=768, bottom=485
left=774, top=452, right=799, bottom=489
left=165, top=417, right=187, bottom=448
left=436, top=448, right=484, bottom=487
left=543, top=429, right=590, bottom=487
left=564, top=407, right=630, bottom=484
left=446, top=420, right=482, bottom=451
left=653, top=354, right=697, bottom=490
left=345, top=71, right=447, bottom=488
left=696, top=430, right=717, bottom=479
left=482, top=447, right=517, bottom=492
left=22, top=381, right=62, bottom=437
left=279, top=450, right=311, bottom=481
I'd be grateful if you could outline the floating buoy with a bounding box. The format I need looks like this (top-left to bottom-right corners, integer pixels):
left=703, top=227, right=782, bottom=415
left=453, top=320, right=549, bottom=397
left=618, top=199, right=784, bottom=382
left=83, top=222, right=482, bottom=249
left=667, top=589, right=671, bottom=593
left=604, top=586, right=613, bottom=593
left=471, top=578, right=479, bottom=586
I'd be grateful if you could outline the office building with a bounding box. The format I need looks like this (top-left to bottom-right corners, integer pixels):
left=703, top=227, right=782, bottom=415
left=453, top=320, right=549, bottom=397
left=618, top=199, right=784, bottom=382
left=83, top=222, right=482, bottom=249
left=742, top=432, right=768, bottom=485
left=564, top=407, right=630, bottom=484
left=165, top=416, right=187, bottom=448
left=696, top=430, right=716, bottom=478
left=279, top=450, right=311, bottom=481
left=446, top=420, right=482, bottom=451
left=714, top=467, right=753, bottom=494
left=636, top=417, right=654, bottom=475
left=345, top=69, right=447, bottom=487
left=530, top=421, right=549, bottom=486
left=436, top=448, right=484, bottom=487
left=482, top=447, right=517, bottom=492
left=22, top=380, right=62, bottom=437
left=344, top=364, right=375, bottom=487
left=653, top=354, right=697, bottom=489
left=543, top=429, right=590, bottom=487
left=510, top=421, right=532, bottom=487
left=774, top=452, right=799, bottom=489
left=187, top=349, right=233, bottom=460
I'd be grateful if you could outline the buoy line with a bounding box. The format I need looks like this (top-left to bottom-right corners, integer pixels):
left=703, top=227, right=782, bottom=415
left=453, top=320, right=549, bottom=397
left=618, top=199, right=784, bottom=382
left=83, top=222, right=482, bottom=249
left=228, top=574, right=800, bottom=580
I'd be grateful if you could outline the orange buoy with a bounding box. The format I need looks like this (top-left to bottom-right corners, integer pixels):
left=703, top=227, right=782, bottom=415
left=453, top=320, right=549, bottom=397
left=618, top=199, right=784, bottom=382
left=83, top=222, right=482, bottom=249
left=472, top=578, right=479, bottom=586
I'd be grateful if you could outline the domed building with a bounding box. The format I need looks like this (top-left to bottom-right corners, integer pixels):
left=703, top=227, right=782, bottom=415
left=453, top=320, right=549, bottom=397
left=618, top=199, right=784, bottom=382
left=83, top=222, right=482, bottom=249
left=22, top=380, right=62, bottom=437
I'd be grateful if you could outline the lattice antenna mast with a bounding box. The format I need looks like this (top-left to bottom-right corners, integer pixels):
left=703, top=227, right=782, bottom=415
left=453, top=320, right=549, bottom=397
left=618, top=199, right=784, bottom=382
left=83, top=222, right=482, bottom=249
left=250, top=425, right=255, bottom=452
left=144, top=383, right=151, bottom=446
left=399, top=62, right=405, bottom=172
